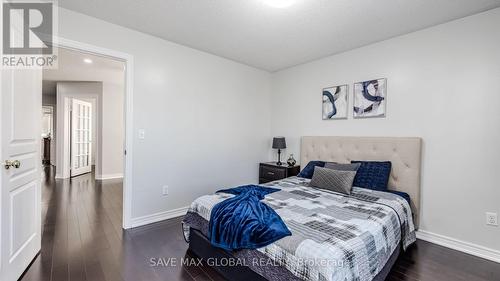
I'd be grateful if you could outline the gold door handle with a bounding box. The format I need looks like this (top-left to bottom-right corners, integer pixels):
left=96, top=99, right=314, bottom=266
left=4, top=160, right=21, bottom=169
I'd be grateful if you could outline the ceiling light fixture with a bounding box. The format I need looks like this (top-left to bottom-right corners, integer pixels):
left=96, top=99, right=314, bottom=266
left=262, top=0, right=295, bottom=8
left=83, top=58, right=93, bottom=64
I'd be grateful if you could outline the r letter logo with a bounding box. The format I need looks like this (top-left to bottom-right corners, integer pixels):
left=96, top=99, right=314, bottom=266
left=1, top=0, right=58, bottom=68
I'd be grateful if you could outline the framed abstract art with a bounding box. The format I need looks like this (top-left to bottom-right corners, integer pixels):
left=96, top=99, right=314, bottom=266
left=322, top=84, right=348, bottom=120
left=353, top=78, right=387, bottom=118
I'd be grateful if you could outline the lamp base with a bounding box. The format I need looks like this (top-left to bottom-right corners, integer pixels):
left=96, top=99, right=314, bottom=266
left=276, top=161, right=283, bottom=166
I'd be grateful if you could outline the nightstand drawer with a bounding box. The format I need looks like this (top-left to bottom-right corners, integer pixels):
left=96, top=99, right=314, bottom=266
left=259, top=165, right=286, bottom=181
left=258, top=162, right=300, bottom=184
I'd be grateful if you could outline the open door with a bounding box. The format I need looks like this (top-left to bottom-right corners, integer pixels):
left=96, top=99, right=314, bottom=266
left=71, top=99, right=92, bottom=177
left=0, top=69, right=42, bottom=280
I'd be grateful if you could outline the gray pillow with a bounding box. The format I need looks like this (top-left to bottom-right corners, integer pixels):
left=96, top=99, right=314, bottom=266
left=324, top=162, right=361, bottom=171
left=310, top=166, right=356, bottom=195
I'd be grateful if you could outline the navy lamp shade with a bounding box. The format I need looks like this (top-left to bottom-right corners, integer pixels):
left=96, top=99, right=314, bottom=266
left=272, top=137, right=286, bottom=166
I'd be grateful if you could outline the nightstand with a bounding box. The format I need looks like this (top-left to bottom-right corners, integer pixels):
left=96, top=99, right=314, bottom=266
left=259, top=162, right=300, bottom=184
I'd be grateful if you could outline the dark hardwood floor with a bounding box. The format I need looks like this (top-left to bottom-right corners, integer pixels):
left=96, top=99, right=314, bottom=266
left=20, top=166, right=500, bottom=281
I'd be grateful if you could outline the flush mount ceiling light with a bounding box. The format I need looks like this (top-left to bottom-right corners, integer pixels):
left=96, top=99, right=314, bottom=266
left=83, top=58, right=93, bottom=64
left=262, top=0, right=295, bottom=8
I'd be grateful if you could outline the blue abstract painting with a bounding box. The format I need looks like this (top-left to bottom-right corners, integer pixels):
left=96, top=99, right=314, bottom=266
left=322, top=85, right=348, bottom=120
left=353, top=78, right=387, bottom=118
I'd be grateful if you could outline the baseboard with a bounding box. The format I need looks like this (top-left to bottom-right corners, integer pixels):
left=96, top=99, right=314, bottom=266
left=416, top=230, right=500, bottom=263
left=95, top=173, right=123, bottom=180
left=129, top=206, right=189, bottom=228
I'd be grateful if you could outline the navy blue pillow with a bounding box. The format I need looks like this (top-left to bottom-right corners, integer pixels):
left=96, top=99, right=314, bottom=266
left=297, top=161, right=326, bottom=179
left=386, top=190, right=411, bottom=206
left=351, top=161, right=392, bottom=191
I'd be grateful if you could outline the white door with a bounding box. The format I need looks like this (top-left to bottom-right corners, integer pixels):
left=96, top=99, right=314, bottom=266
left=71, top=99, right=92, bottom=177
left=0, top=69, right=42, bottom=280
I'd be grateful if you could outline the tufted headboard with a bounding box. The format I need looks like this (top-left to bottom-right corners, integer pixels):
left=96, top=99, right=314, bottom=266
left=300, top=136, right=422, bottom=228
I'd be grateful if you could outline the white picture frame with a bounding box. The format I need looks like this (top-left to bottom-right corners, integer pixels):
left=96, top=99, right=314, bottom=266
left=353, top=78, right=387, bottom=118
left=322, top=84, right=348, bottom=120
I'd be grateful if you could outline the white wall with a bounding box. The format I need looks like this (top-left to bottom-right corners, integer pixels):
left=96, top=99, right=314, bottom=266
left=57, top=8, right=272, bottom=219
left=270, top=9, right=500, bottom=251
left=100, top=79, right=124, bottom=178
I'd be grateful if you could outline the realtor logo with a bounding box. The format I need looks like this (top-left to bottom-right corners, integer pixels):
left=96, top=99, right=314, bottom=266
left=3, top=2, right=53, bottom=54
left=2, top=0, right=58, bottom=68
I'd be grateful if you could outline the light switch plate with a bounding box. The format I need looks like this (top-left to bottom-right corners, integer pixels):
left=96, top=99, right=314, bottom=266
left=138, top=129, right=145, bottom=139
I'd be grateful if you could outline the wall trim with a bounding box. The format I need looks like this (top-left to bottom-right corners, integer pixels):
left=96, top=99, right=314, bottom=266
left=129, top=206, right=189, bottom=228
left=95, top=173, right=123, bottom=180
left=416, top=230, right=500, bottom=264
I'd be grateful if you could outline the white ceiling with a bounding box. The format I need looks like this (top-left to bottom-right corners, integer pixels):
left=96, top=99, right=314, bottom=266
left=43, top=47, right=125, bottom=95
left=51, top=47, right=124, bottom=72
left=59, top=0, right=500, bottom=71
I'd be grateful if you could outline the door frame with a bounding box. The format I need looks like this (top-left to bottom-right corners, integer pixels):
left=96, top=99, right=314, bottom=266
left=70, top=98, right=93, bottom=177
left=57, top=92, right=99, bottom=179
left=68, top=97, right=95, bottom=177
left=55, top=37, right=134, bottom=229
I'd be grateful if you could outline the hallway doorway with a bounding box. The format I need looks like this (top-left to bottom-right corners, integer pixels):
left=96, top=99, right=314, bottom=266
left=1, top=38, right=134, bottom=281
left=70, top=98, right=93, bottom=177
left=43, top=47, right=126, bottom=182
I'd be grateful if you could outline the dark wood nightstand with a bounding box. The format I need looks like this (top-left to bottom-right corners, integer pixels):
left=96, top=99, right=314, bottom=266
left=259, top=162, right=300, bottom=184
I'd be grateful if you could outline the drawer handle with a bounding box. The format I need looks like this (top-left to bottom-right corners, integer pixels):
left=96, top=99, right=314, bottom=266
left=267, top=172, right=275, bottom=175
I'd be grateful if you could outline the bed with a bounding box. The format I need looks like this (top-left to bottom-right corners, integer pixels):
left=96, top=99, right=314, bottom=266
left=183, top=136, right=422, bottom=281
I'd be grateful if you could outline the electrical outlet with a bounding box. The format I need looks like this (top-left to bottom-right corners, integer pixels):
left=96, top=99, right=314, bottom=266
left=486, top=212, right=498, bottom=226
left=162, top=185, right=169, bottom=196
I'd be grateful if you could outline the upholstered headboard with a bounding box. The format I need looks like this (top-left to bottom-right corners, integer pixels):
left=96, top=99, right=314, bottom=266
left=300, top=136, right=422, bottom=228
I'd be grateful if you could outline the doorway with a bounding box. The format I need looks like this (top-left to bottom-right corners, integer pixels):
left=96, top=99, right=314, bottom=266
left=54, top=39, right=134, bottom=229
left=45, top=48, right=126, bottom=182
left=40, top=48, right=126, bottom=242
left=70, top=98, right=93, bottom=177
left=1, top=39, right=134, bottom=281
left=41, top=106, right=54, bottom=165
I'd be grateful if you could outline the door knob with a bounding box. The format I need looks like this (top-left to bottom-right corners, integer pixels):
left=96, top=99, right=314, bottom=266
left=4, top=160, right=21, bottom=169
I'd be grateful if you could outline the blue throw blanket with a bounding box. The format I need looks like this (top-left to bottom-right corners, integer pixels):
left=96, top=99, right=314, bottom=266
left=208, top=185, right=291, bottom=251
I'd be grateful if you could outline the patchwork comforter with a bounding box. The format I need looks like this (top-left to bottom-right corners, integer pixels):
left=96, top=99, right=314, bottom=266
left=183, top=177, right=416, bottom=281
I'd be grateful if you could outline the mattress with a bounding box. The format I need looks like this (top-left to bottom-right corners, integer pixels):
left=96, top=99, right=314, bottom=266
left=183, top=176, right=416, bottom=281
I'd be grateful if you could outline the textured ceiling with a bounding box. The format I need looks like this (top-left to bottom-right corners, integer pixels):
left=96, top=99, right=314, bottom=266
left=59, top=0, right=500, bottom=71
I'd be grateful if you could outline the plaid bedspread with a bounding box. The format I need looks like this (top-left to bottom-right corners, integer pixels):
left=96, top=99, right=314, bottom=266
left=184, top=177, right=416, bottom=281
